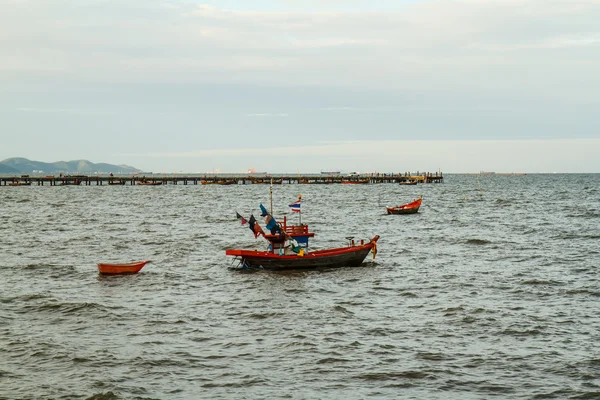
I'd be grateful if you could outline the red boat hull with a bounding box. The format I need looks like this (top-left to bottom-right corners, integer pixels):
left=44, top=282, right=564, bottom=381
left=387, top=197, right=422, bottom=215
left=97, top=260, right=151, bottom=275
left=226, top=236, right=379, bottom=270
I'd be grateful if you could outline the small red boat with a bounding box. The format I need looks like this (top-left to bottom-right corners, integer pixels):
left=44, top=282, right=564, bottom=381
left=386, top=195, right=422, bottom=215
left=97, top=260, right=151, bottom=275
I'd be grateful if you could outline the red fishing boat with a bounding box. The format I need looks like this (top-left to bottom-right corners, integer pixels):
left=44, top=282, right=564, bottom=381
left=97, top=260, right=151, bottom=275
left=227, top=190, right=379, bottom=270
left=227, top=236, right=379, bottom=270
left=386, top=195, right=422, bottom=215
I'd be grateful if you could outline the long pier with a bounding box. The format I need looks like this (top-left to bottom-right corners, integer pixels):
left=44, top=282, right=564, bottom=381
left=0, top=172, right=443, bottom=186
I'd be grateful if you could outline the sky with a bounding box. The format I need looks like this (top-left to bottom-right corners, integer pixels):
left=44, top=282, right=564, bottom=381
left=1, top=0, right=599, bottom=173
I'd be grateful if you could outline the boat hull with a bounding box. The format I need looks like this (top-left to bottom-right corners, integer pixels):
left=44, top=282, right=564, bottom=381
left=386, top=206, right=420, bottom=214
left=97, top=260, right=151, bottom=274
left=386, top=196, right=422, bottom=215
left=226, top=236, right=378, bottom=270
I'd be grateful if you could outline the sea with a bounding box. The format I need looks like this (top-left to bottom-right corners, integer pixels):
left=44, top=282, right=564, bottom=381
left=1, top=174, right=599, bottom=400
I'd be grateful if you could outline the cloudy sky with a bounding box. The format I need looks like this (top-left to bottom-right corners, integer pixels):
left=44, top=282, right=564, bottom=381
left=1, top=0, right=599, bottom=173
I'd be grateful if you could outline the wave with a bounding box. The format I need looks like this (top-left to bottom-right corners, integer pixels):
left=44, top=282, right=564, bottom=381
left=465, top=239, right=491, bottom=245
left=355, top=370, right=432, bottom=380
left=18, top=301, right=112, bottom=316
left=85, top=392, right=119, bottom=400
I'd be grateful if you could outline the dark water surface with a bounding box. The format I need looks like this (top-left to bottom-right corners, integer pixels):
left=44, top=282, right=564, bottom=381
left=1, top=174, right=599, bottom=399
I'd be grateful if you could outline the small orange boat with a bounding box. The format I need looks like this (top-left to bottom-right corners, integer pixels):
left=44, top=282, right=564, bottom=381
left=386, top=195, right=422, bottom=215
left=97, top=260, right=151, bottom=275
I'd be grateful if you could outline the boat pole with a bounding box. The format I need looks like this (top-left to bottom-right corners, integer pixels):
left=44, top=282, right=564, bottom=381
left=298, top=194, right=302, bottom=225
left=270, top=178, right=273, bottom=216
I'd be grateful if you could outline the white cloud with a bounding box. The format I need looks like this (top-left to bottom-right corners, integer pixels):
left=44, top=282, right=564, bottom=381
left=2, top=0, right=598, bottom=94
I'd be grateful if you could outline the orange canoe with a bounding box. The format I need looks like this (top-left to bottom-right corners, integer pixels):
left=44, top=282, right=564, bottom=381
left=97, top=260, right=151, bottom=275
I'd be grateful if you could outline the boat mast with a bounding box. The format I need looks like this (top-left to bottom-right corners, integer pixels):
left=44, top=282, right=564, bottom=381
left=270, top=178, right=273, bottom=216
left=298, top=194, right=302, bottom=225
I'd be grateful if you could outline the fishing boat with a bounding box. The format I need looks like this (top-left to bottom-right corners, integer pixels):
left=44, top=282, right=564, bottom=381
left=97, top=260, right=151, bottom=275
left=227, top=236, right=379, bottom=270
left=386, top=195, right=422, bottom=215
left=226, top=188, right=379, bottom=270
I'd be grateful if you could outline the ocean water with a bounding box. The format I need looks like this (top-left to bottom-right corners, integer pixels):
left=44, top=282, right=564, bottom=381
left=1, top=174, right=599, bottom=400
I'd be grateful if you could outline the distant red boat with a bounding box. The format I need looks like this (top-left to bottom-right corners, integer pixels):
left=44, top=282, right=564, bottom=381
left=97, top=260, right=151, bottom=275
left=386, top=195, right=422, bottom=215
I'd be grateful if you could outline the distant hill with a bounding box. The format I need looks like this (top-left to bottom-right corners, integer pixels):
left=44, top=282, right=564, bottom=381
left=0, top=163, right=19, bottom=174
left=0, top=157, right=141, bottom=174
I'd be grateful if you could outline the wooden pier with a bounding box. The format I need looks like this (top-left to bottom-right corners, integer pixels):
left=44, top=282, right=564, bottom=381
left=0, top=172, right=443, bottom=186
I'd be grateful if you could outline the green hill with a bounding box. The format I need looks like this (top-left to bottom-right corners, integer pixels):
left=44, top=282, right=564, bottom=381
left=0, top=163, right=19, bottom=174
left=0, top=157, right=141, bottom=174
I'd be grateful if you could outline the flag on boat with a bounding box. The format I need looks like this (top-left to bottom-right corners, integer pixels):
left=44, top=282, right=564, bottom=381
left=259, top=204, right=269, bottom=217
left=289, top=198, right=301, bottom=213
left=236, top=211, right=247, bottom=225
left=248, top=215, right=264, bottom=238
left=265, top=214, right=280, bottom=234
left=259, top=203, right=281, bottom=234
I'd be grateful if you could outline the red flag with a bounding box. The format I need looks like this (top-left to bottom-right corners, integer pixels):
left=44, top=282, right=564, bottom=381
left=236, top=211, right=247, bottom=225
left=248, top=215, right=264, bottom=238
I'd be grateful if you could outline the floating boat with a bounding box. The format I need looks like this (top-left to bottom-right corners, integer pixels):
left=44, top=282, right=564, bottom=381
left=398, top=180, right=418, bottom=185
left=97, top=260, right=151, bottom=275
left=108, top=180, right=126, bottom=185
left=341, top=180, right=370, bottom=184
left=227, top=236, right=379, bottom=270
left=8, top=181, right=31, bottom=186
left=386, top=195, right=422, bottom=215
left=227, top=190, right=379, bottom=270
